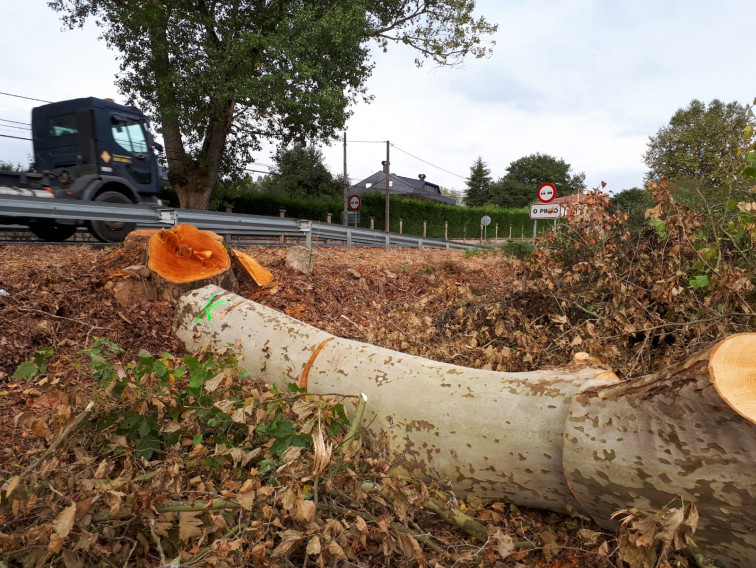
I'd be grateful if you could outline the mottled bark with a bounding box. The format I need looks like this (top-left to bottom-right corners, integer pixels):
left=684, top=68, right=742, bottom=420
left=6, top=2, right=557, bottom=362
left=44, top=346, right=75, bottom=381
left=174, top=285, right=608, bottom=511
left=563, top=334, right=756, bottom=568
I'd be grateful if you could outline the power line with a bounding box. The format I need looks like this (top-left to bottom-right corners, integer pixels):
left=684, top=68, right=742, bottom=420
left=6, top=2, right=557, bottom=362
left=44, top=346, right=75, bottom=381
left=0, top=91, right=52, bottom=104
left=0, top=124, right=31, bottom=132
left=0, top=118, right=30, bottom=126
left=390, top=143, right=467, bottom=180
left=0, top=134, right=31, bottom=141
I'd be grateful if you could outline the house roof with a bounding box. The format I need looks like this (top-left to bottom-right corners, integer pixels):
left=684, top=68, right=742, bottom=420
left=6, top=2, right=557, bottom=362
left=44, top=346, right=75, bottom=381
left=348, top=172, right=456, bottom=205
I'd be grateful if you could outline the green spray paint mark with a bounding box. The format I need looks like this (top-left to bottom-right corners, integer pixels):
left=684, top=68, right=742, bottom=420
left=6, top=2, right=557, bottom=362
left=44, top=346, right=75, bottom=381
left=195, top=294, right=227, bottom=323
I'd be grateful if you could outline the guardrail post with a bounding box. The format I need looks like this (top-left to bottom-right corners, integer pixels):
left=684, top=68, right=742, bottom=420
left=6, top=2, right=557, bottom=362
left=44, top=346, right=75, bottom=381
left=327, top=212, right=332, bottom=224
left=444, top=221, right=448, bottom=241
left=385, top=234, right=390, bottom=250
left=158, top=209, right=177, bottom=226
left=509, top=225, right=512, bottom=239
left=399, top=218, right=403, bottom=234
left=370, top=217, right=375, bottom=230
left=423, top=220, right=427, bottom=238
left=279, top=209, right=286, bottom=244
left=495, top=223, right=498, bottom=240
left=480, top=224, right=484, bottom=244
left=418, top=239, right=423, bottom=250
left=346, top=229, right=352, bottom=250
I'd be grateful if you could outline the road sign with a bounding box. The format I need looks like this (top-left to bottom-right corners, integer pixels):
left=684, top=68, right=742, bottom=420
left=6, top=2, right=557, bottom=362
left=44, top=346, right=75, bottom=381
left=537, top=183, right=557, bottom=203
left=480, top=215, right=491, bottom=227
left=530, top=203, right=561, bottom=219
left=348, top=194, right=362, bottom=211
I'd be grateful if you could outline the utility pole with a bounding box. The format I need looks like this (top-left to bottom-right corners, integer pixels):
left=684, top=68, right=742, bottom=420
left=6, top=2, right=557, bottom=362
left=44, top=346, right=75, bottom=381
left=343, top=132, right=348, bottom=226
left=384, top=141, right=390, bottom=232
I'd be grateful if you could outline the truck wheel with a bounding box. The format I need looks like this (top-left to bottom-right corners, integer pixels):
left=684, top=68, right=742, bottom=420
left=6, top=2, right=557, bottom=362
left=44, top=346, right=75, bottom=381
left=29, top=222, right=77, bottom=242
left=88, top=191, right=137, bottom=242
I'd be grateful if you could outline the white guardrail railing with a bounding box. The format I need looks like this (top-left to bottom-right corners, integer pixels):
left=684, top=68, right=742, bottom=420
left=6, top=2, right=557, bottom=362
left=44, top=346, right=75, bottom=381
left=0, top=194, right=474, bottom=251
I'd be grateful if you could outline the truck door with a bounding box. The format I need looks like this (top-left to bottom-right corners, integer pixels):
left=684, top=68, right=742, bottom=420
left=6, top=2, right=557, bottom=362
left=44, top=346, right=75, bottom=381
left=105, top=113, right=159, bottom=195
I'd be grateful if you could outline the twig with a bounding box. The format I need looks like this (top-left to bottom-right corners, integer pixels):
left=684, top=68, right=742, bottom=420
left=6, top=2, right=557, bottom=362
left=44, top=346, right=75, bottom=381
left=423, top=498, right=488, bottom=543
left=121, top=538, right=139, bottom=568
left=17, top=401, right=94, bottom=482
left=91, top=499, right=242, bottom=522
left=687, top=537, right=718, bottom=568
left=149, top=518, right=167, bottom=566
left=340, top=392, right=368, bottom=455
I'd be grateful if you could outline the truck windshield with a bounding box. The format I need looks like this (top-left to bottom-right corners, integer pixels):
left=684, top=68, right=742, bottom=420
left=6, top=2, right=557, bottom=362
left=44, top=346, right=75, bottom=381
left=111, top=116, right=148, bottom=154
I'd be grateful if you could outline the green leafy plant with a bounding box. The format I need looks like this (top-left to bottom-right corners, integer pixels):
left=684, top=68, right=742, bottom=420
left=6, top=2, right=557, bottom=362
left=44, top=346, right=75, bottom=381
left=12, top=347, right=54, bottom=381
left=80, top=340, right=341, bottom=464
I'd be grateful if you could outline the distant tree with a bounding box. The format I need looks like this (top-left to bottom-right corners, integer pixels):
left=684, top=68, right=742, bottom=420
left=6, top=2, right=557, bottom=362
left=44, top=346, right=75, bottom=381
left=465, top=157, right=494, bottom=206
left=611, top=187, right=653, bottom=232
left=441, top=187, right=463, bottom=205
left=268, top=143, right=341, bottom=199
left=643, top=99, right=750, bottom=191
left=0, top=161, right=27, bottom=172
left=492, top=153, right=585, bottom=208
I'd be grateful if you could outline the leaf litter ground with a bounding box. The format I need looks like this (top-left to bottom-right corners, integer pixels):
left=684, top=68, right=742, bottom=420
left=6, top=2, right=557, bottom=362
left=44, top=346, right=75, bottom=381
left=0, top=221, right=727, bottom=567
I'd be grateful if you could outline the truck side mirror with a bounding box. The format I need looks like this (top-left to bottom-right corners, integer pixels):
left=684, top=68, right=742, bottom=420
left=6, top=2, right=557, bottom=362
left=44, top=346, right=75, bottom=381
left=153, top=141, right=164, bottom=153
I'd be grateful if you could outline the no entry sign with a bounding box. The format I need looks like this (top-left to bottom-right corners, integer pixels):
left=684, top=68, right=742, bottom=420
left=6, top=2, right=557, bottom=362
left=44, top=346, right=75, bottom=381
left=348, top=194, right=362, bottom=211
left=537, top=183, right=557, bottom=203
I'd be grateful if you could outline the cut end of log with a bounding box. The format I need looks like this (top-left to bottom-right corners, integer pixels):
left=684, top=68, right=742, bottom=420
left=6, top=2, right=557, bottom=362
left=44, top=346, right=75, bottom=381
left=710, top=333, right=756, bottom=424
left=231, top=248, right=274, bottom=287
left=148, top=224, right=229, bottom=284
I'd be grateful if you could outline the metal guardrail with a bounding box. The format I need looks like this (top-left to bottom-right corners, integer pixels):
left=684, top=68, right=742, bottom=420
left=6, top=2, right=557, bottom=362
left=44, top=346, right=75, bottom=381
left=0, top=195, right=474, bottom=251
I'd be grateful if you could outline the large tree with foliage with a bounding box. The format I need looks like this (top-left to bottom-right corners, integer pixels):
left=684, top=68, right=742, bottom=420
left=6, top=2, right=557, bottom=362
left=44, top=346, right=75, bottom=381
left=491, top=153, right=585, bottom=208
left=643, top=99, right=751, bottom=192
left=48, top=0, right=496, bottom=209
left=464, top=157, right=494, bottom=206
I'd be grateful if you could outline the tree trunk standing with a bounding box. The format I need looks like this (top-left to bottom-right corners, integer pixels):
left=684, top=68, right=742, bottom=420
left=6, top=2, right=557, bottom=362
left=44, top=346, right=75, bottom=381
left=173, top=285, right=611, bottom=512
left=564, top=334, right=756, bottom=568
left=147, top=5, right=235, bottom=211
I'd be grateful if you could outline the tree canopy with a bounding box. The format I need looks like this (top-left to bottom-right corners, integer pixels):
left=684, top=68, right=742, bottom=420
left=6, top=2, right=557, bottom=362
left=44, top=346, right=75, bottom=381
left=464, top=157, right=494, bottom=206
left=48, top=0, right=497, bottom=209
left=491, top=153, right=585, bottom=209
left=643, top=99, right=751, bottom=192
left=264, top=143, right=341, bottom=199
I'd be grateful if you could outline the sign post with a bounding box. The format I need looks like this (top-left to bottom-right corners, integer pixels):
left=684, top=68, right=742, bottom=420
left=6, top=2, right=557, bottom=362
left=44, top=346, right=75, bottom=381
left=348, top=194, right=362, bottom=227
left=480, top=215, right=491, bottom=241
left=531, top=183, right=559, bottom=240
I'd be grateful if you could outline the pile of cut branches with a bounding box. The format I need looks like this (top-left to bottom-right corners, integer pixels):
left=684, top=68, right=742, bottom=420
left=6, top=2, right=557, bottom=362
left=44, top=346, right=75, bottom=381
left=416, top=179, right=756, bottom=378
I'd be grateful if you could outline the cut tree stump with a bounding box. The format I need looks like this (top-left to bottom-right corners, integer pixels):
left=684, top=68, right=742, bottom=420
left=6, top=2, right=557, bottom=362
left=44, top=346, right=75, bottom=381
left=147, top=225, right=237, bottom=303
left=173, top=285, right=756, bottom=568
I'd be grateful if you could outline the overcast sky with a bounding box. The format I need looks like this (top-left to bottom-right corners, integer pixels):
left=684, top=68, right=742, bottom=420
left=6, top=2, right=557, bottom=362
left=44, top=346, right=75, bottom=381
left=1, top=0, right=753, bottom=196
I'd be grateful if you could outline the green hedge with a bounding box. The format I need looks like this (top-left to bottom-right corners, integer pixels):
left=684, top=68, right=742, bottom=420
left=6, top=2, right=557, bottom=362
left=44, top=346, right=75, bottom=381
left=162, top=185, right=544, bottom=240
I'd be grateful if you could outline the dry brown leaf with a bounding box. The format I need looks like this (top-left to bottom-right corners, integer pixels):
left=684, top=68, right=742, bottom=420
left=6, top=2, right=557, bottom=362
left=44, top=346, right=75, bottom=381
left=179, top=511, right=204, bottom=541
left=306, top=535, right=322, bottom=556
left=52, top=502, right=77, bottom=538
left=326, top=539, right=347, bottom=561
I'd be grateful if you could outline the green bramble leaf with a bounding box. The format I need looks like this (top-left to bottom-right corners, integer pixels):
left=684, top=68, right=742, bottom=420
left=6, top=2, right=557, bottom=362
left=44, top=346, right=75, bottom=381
left=689, top=275, right=710, bottom=290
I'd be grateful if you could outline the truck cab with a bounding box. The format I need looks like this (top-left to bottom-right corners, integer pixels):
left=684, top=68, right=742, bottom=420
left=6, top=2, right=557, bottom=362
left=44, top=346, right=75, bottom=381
left=0, top=97, right=162, bottom=241
left=32, top=97, right=161, bottom=201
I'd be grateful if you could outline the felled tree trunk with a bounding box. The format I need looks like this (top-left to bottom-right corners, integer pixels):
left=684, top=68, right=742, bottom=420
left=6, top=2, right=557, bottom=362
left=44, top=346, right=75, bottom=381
left=563, top=334, right=756, bottom=567
left=174, top=285, right=611, bottom=512
left=174, top=285, right=756, bottom=568
left=147, top=225, right=237, bottom=303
